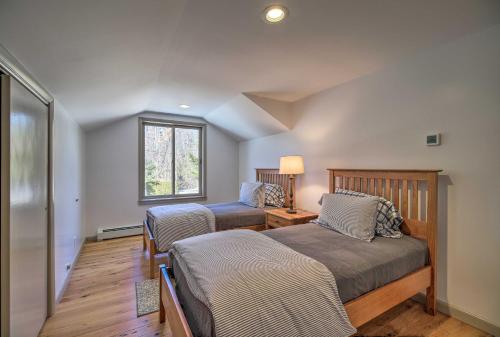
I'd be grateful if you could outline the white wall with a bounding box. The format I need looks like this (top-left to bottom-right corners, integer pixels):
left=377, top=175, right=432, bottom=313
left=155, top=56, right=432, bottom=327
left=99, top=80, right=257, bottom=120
left=84, top=112, right=239, bottom=237
left=53, top=101, right=85, bottom=300
left=240, top=26, right=500, bottom=327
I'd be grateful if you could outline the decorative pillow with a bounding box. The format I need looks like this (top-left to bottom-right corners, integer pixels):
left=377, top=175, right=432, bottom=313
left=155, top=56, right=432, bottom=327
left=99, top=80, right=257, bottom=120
left=264, top=183, right=285, bottom=207
left=320, top=188, right=404, bottom=239
left=317, top=194, right=379, bottom=241
left=239, top=182, right=265, bottom=208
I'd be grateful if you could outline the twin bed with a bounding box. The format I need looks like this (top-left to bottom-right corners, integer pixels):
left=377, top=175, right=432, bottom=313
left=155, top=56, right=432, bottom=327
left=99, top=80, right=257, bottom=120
left=143, top=169, right=292, bottom=278
left=147, top=168, right=439, bottom=336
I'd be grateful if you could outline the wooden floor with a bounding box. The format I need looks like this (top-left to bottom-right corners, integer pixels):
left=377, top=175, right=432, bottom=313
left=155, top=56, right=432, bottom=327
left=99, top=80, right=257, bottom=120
left=40, top=236, right=491, bottom=337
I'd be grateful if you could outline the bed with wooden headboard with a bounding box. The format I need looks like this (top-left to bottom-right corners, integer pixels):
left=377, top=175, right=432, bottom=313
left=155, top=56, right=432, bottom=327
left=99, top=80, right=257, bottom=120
left=157, top=168, right=440, bottom=336
left=329, top=168, right=440, bottom=326
left=255, top=168, right=293, bottom=208
left=142, top=168, right=291, bottom=278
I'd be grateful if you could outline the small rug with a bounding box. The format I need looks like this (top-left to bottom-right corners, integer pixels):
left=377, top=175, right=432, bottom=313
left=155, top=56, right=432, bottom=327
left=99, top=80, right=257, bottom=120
left=135, top=278, right=159, bottom=317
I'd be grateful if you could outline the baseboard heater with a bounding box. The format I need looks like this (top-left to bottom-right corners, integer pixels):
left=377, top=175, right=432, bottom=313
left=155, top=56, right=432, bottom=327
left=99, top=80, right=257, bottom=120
left=97, top=224, right=143, bottom=241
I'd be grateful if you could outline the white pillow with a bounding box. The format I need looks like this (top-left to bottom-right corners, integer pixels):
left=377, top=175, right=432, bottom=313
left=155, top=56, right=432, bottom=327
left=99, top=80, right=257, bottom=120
left=317, top=193, right=378, bottom=241
left=239, top=182, right=265, bottom=208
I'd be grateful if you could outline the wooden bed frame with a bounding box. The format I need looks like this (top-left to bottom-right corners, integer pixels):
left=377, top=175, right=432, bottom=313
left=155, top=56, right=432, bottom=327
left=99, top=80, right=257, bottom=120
left=158, top=169, right=441, bottom=336
left=143, top=168, right=291, bottom=278
left=329, top=169, right=440, bottom=326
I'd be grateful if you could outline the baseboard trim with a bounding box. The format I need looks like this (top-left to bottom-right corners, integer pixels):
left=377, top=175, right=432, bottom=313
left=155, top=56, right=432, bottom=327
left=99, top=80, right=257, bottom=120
left=55, top=239, right=84, bottom=304
left=413, top=294, right=499, bottom=336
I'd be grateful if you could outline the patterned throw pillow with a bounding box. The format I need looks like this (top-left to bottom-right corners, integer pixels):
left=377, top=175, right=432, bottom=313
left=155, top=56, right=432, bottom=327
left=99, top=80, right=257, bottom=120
left=239, top=182, right=265, bottom=208
left=317, top=194, right=379, bottom=242
left=321, top=188, right=403, bottom=239
left=264, top=183, right=285, bottom=207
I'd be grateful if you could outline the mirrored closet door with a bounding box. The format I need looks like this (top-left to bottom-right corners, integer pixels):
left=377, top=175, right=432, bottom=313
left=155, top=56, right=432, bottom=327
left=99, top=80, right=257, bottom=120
left=1, top=73, right=50, bottom=337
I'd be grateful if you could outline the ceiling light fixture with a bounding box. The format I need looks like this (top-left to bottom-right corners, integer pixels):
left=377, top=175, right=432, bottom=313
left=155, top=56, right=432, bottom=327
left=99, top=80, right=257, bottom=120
left=179, top=104, right=190, bottom=109
left=263, top=5, right=288, bottom=23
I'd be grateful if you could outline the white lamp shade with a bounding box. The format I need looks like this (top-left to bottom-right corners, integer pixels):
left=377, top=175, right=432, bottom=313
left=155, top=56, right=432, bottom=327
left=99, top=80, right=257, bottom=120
left=279, top=156, right=304, bottom=175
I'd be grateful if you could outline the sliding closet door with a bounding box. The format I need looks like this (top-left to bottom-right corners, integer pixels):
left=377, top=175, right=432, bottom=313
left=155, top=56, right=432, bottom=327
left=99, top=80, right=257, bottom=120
left=9, top=78, right=49, bottom=337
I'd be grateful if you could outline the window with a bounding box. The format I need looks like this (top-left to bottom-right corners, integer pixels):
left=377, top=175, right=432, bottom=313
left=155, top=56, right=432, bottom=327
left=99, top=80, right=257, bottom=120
left=139, top=117, right=206, bottom=203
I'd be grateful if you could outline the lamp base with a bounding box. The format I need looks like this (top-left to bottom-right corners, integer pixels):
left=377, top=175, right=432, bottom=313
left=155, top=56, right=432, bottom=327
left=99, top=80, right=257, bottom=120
left=286, top=208, right=297, bottom=214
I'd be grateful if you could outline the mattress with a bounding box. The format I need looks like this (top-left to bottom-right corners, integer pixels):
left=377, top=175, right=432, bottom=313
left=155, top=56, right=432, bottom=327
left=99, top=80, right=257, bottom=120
left=146, top=201, right=267, bottom=235
left=265, top=223, right=428, bottom=302
left=205, top=201, right=266, bottom=231
left=172, top=223, right=428, bottom=337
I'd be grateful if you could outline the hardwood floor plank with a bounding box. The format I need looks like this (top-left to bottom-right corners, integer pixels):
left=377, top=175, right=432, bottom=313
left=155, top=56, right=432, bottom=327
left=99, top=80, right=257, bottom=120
left=41, top=236, right=169, bottom=337
left=40, top=236, right=490, bottom=337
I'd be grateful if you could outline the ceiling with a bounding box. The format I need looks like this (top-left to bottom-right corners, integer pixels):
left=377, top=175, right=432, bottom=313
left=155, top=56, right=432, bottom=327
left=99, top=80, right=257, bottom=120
left=1, top=0, right=499, bottom=131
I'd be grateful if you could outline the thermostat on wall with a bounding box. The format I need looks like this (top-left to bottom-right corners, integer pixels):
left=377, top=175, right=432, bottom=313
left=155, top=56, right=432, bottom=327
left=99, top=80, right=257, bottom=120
left=426, top=133, right=441, bottom=146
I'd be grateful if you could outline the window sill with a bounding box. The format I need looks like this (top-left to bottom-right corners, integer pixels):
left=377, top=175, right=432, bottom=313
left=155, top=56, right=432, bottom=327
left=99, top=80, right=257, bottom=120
left=138, top=195, right=207, bottom=205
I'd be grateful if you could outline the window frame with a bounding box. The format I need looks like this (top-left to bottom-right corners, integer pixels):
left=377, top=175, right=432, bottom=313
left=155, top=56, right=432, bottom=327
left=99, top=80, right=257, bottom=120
left=138, top=117, right=207, bottom=204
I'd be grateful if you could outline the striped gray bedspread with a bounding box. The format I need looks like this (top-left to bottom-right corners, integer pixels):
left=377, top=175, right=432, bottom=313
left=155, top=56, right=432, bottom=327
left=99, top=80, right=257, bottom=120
left=172, top=230, right=356, bottom=337
left=147, top=203, right=215, bottom=252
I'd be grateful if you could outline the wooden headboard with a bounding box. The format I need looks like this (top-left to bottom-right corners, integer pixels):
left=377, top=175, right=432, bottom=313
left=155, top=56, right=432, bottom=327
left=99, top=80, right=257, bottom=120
left=328, top=168, right=441, bottom=307
left=255, top=168, right=292, bottom=208
left=328, top=169, right=441, bottom=240
left=328, top=168, right=441, bottom=321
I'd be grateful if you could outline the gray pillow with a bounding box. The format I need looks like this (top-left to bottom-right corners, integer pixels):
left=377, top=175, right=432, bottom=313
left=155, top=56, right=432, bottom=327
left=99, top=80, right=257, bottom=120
left=329, top=188, right=404, bottom=239
left=239, top=182, right=265, bottom=208
left=317, top=193, right=379, bottom=242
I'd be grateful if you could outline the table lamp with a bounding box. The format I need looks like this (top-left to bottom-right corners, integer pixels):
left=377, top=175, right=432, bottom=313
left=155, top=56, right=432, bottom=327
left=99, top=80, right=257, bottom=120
left=279, top=155, right=304, bottom=213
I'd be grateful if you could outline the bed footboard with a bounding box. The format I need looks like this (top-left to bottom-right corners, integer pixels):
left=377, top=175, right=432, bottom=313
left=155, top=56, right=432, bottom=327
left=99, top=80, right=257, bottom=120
left=144, top=220, right=157, bottom=279
left=344, top=265, right=431, bottom=327
left=159, top=264, right=193, bottom=337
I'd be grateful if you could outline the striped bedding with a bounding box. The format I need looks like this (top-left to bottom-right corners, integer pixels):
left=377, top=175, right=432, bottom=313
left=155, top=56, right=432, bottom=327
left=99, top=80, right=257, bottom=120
left=171, top=230, right=356, bottom=337
left=146, top=203, right=215, bottom=252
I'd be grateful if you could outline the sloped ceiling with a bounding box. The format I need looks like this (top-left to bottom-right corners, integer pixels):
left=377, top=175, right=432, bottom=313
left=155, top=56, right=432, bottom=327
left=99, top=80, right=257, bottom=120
left=205, top=94, right=291, bottom=141
left=1, top=0, right=500, bottom=139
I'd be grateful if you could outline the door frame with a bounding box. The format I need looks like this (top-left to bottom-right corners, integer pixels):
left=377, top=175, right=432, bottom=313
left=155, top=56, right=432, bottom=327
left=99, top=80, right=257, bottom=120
left=0, top=73, right=11, bottom=337
left=0, top=47, right=55, bottom=337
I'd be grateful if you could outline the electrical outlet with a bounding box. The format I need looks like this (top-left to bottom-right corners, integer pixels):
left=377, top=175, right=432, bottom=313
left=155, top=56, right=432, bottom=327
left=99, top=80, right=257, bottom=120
left=65, top=263, right=71, bottom=272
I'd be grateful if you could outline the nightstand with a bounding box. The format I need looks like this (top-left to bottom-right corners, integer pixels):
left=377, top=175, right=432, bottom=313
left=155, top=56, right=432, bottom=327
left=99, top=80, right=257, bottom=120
left=265, top=208, right=318, bottom=229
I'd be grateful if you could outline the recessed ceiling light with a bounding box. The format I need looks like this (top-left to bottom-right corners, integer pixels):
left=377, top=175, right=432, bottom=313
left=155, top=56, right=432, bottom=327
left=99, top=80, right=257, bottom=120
left=263, top=5, right=288, bottom=23
left=179, top=104, right=190, bottom=109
